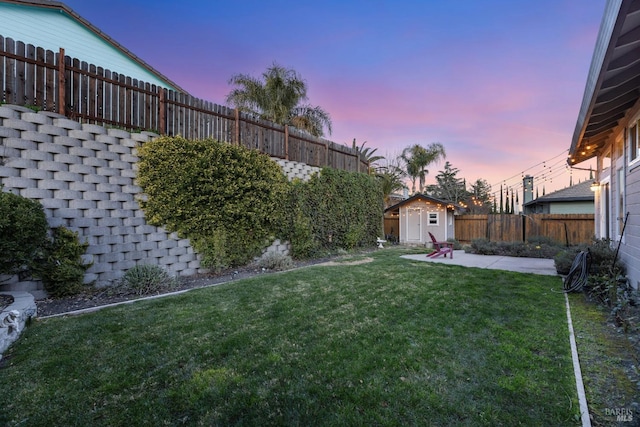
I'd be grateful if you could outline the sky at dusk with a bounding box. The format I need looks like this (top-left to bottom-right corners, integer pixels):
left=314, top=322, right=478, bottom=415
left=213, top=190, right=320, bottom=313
left=62, top=0, right=607, bottom=197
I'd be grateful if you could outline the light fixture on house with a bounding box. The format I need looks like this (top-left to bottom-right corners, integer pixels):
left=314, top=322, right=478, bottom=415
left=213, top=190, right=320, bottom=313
left=590, top=181, right=600, bottom=191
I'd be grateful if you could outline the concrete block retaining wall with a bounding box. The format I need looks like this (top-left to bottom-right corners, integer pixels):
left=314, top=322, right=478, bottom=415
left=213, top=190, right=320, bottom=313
left=0, top=104, right=320, bottom=296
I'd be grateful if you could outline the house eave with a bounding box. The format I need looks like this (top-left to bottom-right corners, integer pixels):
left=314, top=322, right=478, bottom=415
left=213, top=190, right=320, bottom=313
left=1, top=0, right=187, bottom=92
left=569, top=0, right=640, bottom=166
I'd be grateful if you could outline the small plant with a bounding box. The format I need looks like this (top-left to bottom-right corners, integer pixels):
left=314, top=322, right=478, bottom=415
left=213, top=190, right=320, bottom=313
left=117, top=264, right=179, bottom=296
left=467, top=238, right=496, bottom=255
left=256, top=252, right=295, bottom=271
left=37, top=227, right=91, bottom=297
left=553, top=250, right=576, bottom=275
left=467, top=238, right=563, bottom=259
left=447, top=238, right=462, bottom=250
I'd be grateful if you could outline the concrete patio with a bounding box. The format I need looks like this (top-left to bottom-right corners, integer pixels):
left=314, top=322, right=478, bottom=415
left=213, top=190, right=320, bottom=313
left=401, top=250, right=558, bottom=276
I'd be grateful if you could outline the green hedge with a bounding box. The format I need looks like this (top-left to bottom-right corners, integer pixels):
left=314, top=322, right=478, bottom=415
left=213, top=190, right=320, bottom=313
left=136, top=137, right=383, bottom=266
left=0, top=188, right=49, bottom=277
left=282, top=168, right=383, bottom=258
left=136, top=136, right=290, bottom=270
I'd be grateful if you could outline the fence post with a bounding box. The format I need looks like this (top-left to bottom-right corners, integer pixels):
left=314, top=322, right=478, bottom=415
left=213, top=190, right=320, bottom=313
left=234, top=108, right=240, bottom=145
left=284, top=125, right=289, bottom=160
left=159, top=88, right=165, bottom=135
left=325, top=142, right=329, bottom=168
left=57, top=48, right=65, bottom=115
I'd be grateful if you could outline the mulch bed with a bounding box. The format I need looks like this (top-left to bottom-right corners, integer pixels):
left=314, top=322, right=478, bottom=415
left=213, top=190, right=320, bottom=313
left=1, top=294, right=14, bottom=311
left=34, top=257, right=338, bottom=317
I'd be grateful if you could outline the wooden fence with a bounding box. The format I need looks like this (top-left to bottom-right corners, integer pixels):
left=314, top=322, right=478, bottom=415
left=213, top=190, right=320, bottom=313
left=0, top=35, right=367, bottom=172
left=454, top=214, right=595, bottom=246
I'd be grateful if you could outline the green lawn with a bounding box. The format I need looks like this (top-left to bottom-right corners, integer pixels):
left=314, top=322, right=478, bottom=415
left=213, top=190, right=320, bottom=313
left=0, top=248, right=579, bottom=426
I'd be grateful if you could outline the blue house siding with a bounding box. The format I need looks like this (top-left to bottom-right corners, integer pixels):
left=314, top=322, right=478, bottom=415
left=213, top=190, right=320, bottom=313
left=0, top=1, right=179, bottom=90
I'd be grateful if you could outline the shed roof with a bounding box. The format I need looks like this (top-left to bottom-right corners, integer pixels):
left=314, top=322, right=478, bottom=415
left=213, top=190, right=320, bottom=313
left=384, top=194, right=463, bottom=213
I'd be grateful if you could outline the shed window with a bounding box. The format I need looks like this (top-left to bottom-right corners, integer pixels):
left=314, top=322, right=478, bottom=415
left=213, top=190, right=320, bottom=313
left=428, top=212, right=439, bottom=225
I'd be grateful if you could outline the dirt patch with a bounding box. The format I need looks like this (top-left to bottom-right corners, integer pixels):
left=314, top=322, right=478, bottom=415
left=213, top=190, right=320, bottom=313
left=316, top=257, right=374, bottom=267
left=0, top=294, right=14, bottom=311
left=34, top=254, right=361, bottom=317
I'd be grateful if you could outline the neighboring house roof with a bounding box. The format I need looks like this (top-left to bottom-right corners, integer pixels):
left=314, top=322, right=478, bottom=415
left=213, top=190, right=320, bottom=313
left=523, top=180, right=595, bottom=207
left=0, top=0, right=186, bottom=91
left=569, top=0, right=640, bottom=165
left=384, top=193, right=463, bottom=213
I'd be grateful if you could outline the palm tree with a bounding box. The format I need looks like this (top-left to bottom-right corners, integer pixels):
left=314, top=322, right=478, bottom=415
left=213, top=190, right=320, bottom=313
left=400, top=143, right=446, bottom=194
left=375, top=165, right=405, bottom=206
left=350, top=138, right=384, bottom=174
left=226, top=63, right=332, bottom=137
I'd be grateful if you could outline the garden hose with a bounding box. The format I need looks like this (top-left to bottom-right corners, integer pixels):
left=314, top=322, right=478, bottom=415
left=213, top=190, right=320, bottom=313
left=563, top=250, right=590, bottom=293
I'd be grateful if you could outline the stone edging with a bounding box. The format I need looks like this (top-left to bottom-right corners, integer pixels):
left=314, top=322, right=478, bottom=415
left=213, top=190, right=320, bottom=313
left=0, top=292, right=37, bottom=360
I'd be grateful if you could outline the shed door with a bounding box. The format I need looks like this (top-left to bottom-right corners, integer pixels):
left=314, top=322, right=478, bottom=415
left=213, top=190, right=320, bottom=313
left=406, top=207, right=422, bottom=242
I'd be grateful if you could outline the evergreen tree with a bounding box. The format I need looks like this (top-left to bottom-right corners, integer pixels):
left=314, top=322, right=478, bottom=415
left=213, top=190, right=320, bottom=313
left=424, top=161, right=468, bottom=203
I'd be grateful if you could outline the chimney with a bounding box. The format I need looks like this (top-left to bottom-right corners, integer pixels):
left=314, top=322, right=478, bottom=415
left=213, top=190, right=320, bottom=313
left=523, top=175, right=534, bottom=205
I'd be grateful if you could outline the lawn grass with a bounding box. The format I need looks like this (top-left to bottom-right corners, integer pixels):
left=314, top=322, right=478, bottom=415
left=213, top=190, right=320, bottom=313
left=567, top=293, right=639, bottom=426
left=0, top=248, right=579, bottom=426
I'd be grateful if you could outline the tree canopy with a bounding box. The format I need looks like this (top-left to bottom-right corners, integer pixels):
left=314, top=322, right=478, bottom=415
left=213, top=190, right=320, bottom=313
left=400, top=143, right=446, bottom=194
left=424, top=161, right=467, bottom=204
left=226, top=63, right=332, bottom=137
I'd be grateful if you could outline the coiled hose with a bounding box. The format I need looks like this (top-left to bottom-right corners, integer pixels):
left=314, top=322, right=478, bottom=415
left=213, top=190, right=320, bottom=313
left=563, top=250, right=590, bottom=292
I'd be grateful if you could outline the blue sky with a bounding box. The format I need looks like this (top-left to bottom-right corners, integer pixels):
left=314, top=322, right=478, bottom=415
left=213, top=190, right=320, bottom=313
left=62, top=0, right=606, bottom=195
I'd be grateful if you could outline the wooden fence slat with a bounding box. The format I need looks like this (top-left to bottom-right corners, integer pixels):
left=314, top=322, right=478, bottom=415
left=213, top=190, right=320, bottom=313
left=0, top=36, right=5, bottom=104
left=15, top=41, right=26, bottom=106
left=118, top=73, right=126, bottom=126
left=25, top=43, right=35, bottom=106
left=166, top=89, right=174, bottom=136
left=34, top=46, right=45, bottom=108
left=144, top=82, right=151, bottom=131
left=0, top=36, right=4, bottom=104
left=79, top=61, right=89, bottom=121
left=88, top=63, right=97, bottom=122
left=110, top=71, right=119, bottom=123
left=45, top=49, right=56, bottom=111
left=132, top=78, right=139, bottom=129
left=5, top=37, right=16, bottom=105
left=96, top=66, right=104, bottom=122
left=125, top=76, right=132, bottom=127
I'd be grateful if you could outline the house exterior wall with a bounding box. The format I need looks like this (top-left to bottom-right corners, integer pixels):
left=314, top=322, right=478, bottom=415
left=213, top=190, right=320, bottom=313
left=398, top=199, right=453, bottom=245
left=593, top=103, right=640, bottom=290
left=0, top=2, right=177, bottom=89
left=549, top=201, right=594, bottom=214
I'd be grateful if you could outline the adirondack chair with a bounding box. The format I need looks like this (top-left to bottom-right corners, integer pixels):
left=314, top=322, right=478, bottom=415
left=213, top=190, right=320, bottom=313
left=427, top=232, right=454, bottom=258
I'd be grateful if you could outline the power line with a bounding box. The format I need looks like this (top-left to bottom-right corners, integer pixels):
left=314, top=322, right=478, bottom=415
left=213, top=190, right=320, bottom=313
left=489, top=149, right=569, bottom=190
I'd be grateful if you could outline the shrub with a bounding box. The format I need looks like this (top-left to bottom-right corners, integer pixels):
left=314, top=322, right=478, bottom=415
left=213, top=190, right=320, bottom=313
left=554, top=238, right=625, bottom=277
left=0, top=189, right=49, bottom=277
left=256, top=252, right=295, bottom=271
left=447, top=238, right=462, bottom=250
left=136, top=136, right=290, bottom=270
left=553, top=250, right=576, bottom=275
left=527, top=235, right=558, bottom=246
left=116, top=264, right=178, bottom=296
left=37, top=227, right=91, bottom=297
left=468, top=238, right=494, bottom=255
left=281, top=168, right=383, bottom=257
left=468, top=238, right=563, bottom=259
